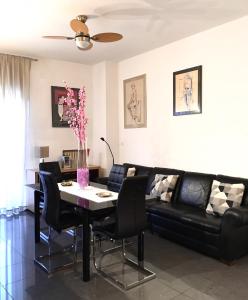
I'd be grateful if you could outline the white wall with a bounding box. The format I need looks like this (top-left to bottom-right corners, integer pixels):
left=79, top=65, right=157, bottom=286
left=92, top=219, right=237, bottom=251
left=91, top=62, right=107, bottom=174
left=118, top=16, right=248, bottom=178
left=91, top=61, right=119, bottom=175
left=28, top=58, right=92, bottom=169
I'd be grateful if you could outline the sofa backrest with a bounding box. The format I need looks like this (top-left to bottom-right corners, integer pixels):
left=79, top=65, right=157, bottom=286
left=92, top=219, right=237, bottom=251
left=176, top=172, right=216, bottom=209
left=217, top=174, right=248, bottom=206
left=123, top=163, right=153, bottom=193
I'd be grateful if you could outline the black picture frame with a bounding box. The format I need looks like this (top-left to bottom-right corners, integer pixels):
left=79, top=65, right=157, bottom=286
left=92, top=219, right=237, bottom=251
left=51, top=86, right=79, bottom=127
left=173, top=65, right=202, bottom=116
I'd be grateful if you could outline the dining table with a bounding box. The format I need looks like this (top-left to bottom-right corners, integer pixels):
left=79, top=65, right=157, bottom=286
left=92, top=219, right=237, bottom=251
left=27, top=180, right=156, bottom=282
left=28, top=181, right=118, bottom=282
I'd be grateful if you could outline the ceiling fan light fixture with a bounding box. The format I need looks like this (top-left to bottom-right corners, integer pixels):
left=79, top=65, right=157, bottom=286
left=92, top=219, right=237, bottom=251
left=43, top=14, right=123, bottom=51
left=75, top=35, right=91, bottom=49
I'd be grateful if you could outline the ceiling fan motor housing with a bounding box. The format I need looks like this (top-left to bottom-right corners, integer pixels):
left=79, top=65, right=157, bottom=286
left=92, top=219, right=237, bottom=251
left=75, top=34, right=91, bottom=49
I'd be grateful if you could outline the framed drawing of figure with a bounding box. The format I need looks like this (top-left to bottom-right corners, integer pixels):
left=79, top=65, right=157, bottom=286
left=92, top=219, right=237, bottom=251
left=51, top=86, right=79, bottom=127
left=123, top=74, right=147, bottom=128
left=173, top=65, right=202, bottom=116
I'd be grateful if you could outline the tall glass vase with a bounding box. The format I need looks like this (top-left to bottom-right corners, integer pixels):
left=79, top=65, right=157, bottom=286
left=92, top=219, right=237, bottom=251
left=77, top=140, right=89, bottom=189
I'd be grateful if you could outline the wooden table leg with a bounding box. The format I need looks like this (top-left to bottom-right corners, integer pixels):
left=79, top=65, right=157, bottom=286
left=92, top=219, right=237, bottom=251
left=34, top=190, right=41, bottom=243
left=82, top=209, right=90, bottom=281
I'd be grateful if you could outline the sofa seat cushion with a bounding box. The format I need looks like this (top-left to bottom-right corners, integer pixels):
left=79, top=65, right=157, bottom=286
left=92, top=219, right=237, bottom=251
left=147, top=202, right=221, bottom=233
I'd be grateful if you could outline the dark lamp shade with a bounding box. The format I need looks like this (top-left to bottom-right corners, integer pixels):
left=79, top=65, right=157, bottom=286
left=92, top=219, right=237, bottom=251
left=40, top=146, right=49, bottom=158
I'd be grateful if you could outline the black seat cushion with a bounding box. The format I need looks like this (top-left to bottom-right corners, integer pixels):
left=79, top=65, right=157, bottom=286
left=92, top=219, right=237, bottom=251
left=56, top=209, right=83, bottom=231
left=93, top=215, right=117, bottom=239
left=147, top=202, right=221, bottom=233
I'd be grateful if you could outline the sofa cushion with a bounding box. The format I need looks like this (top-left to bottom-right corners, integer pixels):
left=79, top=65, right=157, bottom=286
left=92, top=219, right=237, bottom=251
left=176, top=172, right=216, bottom=209
left=206, top=180, right=244, bottom=216
left=148, top=167, right=184, bottom=195
left=147, top=202, right=221, bottom=233
left=127, top=167, right=136, bottom=177
left=217, top=174, right=248, bottom=206
left=150, top=174, right=179, bottom=202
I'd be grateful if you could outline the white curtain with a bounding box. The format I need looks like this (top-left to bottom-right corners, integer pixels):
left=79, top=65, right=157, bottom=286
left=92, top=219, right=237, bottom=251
left=0, top=54, right=31, bottom=216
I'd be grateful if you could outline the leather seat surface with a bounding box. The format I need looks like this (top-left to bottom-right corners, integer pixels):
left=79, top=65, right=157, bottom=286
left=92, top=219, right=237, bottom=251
left=147, top=202, right=221, bottom=233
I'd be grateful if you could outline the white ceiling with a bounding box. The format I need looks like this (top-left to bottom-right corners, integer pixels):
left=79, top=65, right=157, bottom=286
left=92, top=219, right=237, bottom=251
left=1, top=0, right=248, bottom=65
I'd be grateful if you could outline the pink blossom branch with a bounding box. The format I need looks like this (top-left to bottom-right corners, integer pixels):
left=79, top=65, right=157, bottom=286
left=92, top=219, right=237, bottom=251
left=64, top=82, right=88, bottom=144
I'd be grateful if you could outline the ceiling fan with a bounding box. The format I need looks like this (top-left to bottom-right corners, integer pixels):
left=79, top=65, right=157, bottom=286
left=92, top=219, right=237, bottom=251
left=43, top=15, right=123, bottom=50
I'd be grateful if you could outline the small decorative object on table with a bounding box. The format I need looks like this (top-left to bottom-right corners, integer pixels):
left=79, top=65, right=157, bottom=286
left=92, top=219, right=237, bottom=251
left=64, top=83, right=89, bottom=188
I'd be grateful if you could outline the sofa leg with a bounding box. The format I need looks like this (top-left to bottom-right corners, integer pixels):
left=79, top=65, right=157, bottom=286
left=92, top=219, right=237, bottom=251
left=220, top=259, right=235, bottom=266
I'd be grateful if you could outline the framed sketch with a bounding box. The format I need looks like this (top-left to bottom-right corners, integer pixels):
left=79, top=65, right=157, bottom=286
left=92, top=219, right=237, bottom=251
left=51, top=86, right=79, bottom=127
left=173, top=65, right=202, bottom=116
left=123, top=74, right=147, bottom=128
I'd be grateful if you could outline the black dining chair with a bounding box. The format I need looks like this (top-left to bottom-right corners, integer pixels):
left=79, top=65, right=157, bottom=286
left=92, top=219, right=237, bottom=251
left=39, top=161, right=63, bottom=183
left=39, top=161, right=76, bottom=241
left=92, top=175, right=156, bottom=290
left=35, top=171, right=83, bottom=274
left=96, top=164, right=127, bottom=192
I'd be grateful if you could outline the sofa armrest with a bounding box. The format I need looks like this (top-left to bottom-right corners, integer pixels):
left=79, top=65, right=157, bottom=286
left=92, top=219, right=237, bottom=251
left=222, top=207, right=248, bottom=229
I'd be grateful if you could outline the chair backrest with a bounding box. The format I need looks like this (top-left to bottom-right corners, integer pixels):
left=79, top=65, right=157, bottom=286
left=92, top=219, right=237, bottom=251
left=116, top=176, right=148, bottom=238
left=39, top=161, right=63, bottom=183
left=39, top=171, right=61, bottom=230
left=107, top=164, right=127, bottom=192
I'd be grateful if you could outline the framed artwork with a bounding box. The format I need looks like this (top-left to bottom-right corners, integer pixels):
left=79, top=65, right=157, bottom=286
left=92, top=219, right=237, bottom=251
left=123, top=74, right=147, bottom=128
left=173, top=65, right=202, bottom=116
left=51, top=86, right=79, bottom=127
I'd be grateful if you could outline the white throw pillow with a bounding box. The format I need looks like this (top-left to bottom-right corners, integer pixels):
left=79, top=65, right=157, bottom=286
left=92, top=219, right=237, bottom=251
left=206, top=180, right=245, bottom=216
left=127, top=167, right=136, bottom=177
left=150, top=174, right=179, bottom=202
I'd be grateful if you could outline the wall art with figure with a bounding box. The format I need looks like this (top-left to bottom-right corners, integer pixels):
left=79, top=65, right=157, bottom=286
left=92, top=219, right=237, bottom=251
left=173, top=66, right=202, bottom=116
left=123, top=74, right=147, bottom=128
left=51, top=86, right=79, bottom=127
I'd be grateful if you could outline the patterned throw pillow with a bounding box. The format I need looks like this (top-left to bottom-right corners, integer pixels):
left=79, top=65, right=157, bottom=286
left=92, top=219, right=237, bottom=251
left=150, top=174, right=179, bottom=202
left=206, top=180, right=245, bottom=216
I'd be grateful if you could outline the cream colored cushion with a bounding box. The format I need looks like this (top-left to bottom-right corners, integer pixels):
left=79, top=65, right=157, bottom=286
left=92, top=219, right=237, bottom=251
left=127, top=167, right=136, bottom=177
left=206, top=180, right=245, bottom=216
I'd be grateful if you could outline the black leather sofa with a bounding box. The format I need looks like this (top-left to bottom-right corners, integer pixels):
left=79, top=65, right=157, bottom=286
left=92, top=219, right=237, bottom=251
left=104, top=163, right=248, bottom=263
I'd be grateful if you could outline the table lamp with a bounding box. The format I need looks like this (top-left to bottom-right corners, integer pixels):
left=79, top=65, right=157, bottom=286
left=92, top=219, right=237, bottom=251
left=40, top=146, right=49, bottom=163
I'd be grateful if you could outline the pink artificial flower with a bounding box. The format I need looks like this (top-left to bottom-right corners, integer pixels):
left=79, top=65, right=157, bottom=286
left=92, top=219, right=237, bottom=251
left=64, top=83, right=88, bottom=144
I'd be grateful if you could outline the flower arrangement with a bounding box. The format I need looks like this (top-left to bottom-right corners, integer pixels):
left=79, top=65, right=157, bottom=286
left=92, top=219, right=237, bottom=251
left=64, top=83, right=89, bottom=188
left=64, top=84, right=88, bottom=144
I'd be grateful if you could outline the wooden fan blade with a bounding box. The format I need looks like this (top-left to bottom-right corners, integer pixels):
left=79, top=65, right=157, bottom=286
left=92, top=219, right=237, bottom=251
left=42, top=36, right=74, bottom=40
left=91, top=32, right=123, bottom=42
left=77, top=42, right=93, bottom=51
left=70, top=19, right=89, bottom=34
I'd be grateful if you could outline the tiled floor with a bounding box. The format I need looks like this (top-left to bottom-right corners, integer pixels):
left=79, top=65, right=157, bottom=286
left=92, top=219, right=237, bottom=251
left=0, top=212, right=248, bottom=299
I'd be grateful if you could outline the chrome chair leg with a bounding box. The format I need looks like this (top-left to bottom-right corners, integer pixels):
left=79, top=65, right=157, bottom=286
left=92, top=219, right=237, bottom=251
left=92, top=232, right=156, bottom=290
left=73, top=227, right=78, bottom=265
left=35, top=225, right=81, bottom=274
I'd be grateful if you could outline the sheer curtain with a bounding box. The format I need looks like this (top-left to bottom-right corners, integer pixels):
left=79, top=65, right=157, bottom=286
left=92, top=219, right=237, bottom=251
left=0, top=54, right=31, bottom=216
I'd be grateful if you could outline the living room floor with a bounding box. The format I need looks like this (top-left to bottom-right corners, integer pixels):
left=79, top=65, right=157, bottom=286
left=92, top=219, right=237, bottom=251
left=0, top=212, right=248, bottom=300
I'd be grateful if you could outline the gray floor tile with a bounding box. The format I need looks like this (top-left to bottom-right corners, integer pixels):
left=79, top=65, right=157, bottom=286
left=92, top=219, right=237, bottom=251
left=2, top=213, right=248, bottom=300
left=171, top=294, right=193, bottom=300
left=126, top=278, right=180, bottom=300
